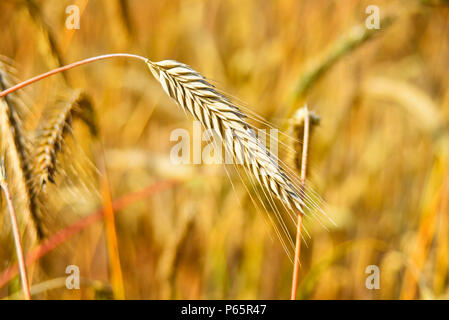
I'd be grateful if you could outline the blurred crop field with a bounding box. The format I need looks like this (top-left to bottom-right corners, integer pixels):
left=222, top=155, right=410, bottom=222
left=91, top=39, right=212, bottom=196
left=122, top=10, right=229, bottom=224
left=1, top=0, right=449, bottom=300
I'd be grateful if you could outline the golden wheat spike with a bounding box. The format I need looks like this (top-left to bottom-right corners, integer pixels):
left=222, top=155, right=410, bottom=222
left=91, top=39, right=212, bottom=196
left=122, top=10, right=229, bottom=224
left=147, top=59, right=307, bottom=215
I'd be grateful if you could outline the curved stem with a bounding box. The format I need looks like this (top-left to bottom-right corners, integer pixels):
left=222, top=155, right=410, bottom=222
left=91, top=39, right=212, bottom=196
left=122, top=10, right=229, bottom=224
left=291, top=213, right=303, bottom=300
left=0, top=167, right=31, bottom=300
left=290, top=105, right=309, bottom=300
left=0, top=53, right=148, bottom=98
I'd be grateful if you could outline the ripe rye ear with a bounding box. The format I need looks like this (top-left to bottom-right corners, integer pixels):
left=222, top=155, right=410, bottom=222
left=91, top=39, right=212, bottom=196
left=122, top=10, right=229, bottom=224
left=147, top=60, right=309, bottom=215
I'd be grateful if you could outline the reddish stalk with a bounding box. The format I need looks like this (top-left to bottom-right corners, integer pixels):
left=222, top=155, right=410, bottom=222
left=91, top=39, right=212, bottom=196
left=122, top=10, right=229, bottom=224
left=0, top=161, right=32, bottom=300
left=0, top=53, right=148, bottom=98
left=290, top=106, right=310, bottom=300
left=96, top=142, right=126, bottom=300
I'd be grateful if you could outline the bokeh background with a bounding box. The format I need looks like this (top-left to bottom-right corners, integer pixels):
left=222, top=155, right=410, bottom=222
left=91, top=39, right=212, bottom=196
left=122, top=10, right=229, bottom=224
left=1, top=0, right=449, bottom=299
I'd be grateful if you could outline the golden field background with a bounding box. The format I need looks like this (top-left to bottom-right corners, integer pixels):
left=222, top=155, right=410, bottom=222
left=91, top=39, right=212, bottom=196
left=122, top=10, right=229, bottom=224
left=1, top=0, right=449, bottom=299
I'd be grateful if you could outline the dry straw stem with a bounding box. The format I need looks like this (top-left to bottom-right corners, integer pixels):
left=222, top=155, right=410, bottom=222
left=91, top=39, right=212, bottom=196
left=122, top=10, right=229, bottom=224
left=0, top=157, right=32, bottom=300
left=290, top=106, right=319, bottom=300
left=5, top=277, right=111, bottom=300
left=96, top=145, right=126, bottom=300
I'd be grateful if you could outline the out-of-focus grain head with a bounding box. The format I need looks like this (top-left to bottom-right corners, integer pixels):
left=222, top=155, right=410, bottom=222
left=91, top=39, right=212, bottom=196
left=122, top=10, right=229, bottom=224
left=0, top=58, right=42, bottom=240
left=33, top=90, right=97, bottom=191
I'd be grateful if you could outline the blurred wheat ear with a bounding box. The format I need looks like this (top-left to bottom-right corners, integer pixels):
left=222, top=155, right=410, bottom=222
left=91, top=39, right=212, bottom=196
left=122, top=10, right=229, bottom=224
left=289, top=105, right=320, bottom=300
left=33, top=90, right=97, bottom=191
left=0, top=61, right=42, bottom=241
left=1, top=58, right=97, bottom=239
